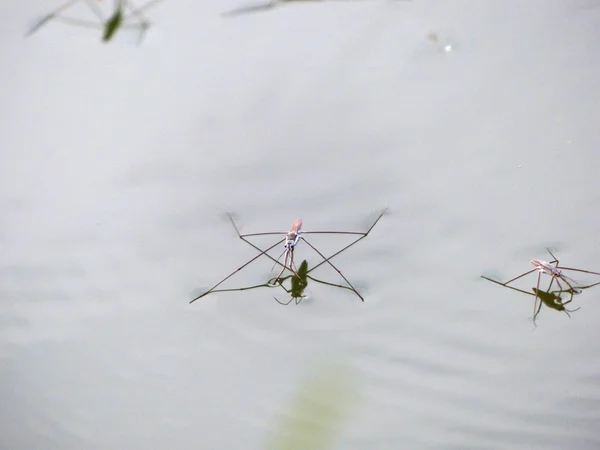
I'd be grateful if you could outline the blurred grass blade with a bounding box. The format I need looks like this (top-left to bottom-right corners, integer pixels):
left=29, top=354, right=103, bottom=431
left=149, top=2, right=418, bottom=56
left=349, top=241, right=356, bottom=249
left=264, top=362, right=359, bottom=450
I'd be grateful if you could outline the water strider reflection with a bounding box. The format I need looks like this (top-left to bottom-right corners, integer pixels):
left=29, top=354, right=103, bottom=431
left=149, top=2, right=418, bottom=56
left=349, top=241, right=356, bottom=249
left=26, top=0, right=164, bottom=44
left=192, top=259, right=355, bottom=305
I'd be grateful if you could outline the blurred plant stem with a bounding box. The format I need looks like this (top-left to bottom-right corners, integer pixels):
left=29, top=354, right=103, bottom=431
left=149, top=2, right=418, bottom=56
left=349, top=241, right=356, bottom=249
left=264, top=361, right=360, bottom=450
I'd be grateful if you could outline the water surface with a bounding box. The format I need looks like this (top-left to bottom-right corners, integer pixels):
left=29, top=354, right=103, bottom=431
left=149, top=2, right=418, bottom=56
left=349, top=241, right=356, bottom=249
left=2, top=0, right=600, bottom=448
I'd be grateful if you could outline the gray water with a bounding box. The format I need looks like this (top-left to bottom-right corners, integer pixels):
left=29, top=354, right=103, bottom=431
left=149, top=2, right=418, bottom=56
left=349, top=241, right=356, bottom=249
left=2, top=1, right=600, bottom=449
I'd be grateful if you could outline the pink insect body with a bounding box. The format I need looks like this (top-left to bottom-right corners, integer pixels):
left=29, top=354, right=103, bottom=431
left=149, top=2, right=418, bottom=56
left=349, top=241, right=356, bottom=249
left=275, top=219, right=303, bottom=281
left=531, top=259, right=561, bottom=277
left=290, top=219, right=302, bottom=234
left=287, top=219, right=302, bottom=247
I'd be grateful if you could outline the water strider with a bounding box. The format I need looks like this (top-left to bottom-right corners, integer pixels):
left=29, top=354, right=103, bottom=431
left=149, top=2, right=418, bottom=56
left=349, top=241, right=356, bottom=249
left=190, top=209, right=387, bottom=303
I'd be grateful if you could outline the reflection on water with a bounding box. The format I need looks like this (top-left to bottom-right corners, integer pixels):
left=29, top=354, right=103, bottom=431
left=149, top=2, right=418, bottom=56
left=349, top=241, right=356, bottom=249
left=222, top=0, right=355, bottom=18
left=273, top=260, right=355, bottom=305
left=190, top=259, right=355, bottom=305
left=26, top=0, right=164, bottom=44
left=222, top=1, right=278, bottom=17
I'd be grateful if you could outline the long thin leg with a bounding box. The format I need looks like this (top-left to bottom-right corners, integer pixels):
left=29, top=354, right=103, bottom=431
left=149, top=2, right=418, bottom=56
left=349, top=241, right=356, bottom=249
left=302, top=208, right=387, bottom=236
left=274, top=273, right=358, bottom=305
left=195, top=280, right=279, bottom=296
left=275, top=249, right=290, bottom=282
left=274, top=263, right=309, bottom=305
left=557, top=277, right=577, bottom=305
left=557, top=272, right=581, bottom=288
left=227, top=209, right=386, bottom=272
left=228, top=213, right=290, bottom=269
left=228, top=214, right=297, bottom=281
left=544, top=276, right=580, bottom=319
left=275, top=296, right=295, bottom=306
left=308, top=209, right=387, bottom=273
left=542, top=249, right=597, bottom=287
left=122, top=0, right=165, bottom=44
left=190, top=238, right=285, bottom=303
left=48, top=17, right=146, bottom=29
left=193, top=274, right=299, bottom=301
left=271, top=247, right=287, bottom=272
left=307, top=234, right=367, bottom=273
left=119, top=0, right=148, bottom=44
left=127, top=0, right=165, bottom=14
left=288, top=247, right=300, bottom=278
left=231, top=224, right=372, bottom=284
left=532, top=272, right=543, bottom=326
left=503, top=268, right=538, bottom=286
left=555, top=275, right=579, bottom=305
left=538, top=278, right=581, bottom=314
left=27, top=0, right=161, bottom=41
left=85, top=0, right=109, bottom=20
left=123, top=0, right=162, bottom=21
left=301, top=237, right=364, bottom=301
left=274, top=289, right=307, bottom=306
left=302, top=231, right=367, bottom=235
left=192, top=270, right=337, bottom=304
left=482, top=274, right=571, bottom=305
left=239, top=231, right=288, bottom=237
left=222, top=2, right=277, bottom=17
left=542, top=246, right=600, bottom=291
left=48, top=17, right=106, bottom=28
left=546, top=248, right=560, bottom=264
left=499, top=250, right=559, bottom=287
left=551, top=272, right=580, bottom=316
left=480, top=276, right=535, bottom=296
left=273, top=281, right=303, bottom=306
left=557, top=267, right=600, bottom=276
left=307, top=275, right=354, bottom=292
left=573, top=280, right=600, bottom=291
left=227, top=211, right=384, bottom=291
left=27, top=0, right=93, bottom=35
left=267, top=272, right=356, bottom=290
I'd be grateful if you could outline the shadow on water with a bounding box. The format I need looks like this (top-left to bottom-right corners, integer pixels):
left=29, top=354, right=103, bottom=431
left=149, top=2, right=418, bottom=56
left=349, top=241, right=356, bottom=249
left=191, top=259, right=356, bottom=305
left=221, top=0, right=374, bottom=19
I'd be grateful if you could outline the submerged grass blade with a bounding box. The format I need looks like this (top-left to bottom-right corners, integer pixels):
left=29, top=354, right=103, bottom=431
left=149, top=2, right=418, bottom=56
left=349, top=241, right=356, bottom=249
left=264, top=362, right=359, bottom=450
